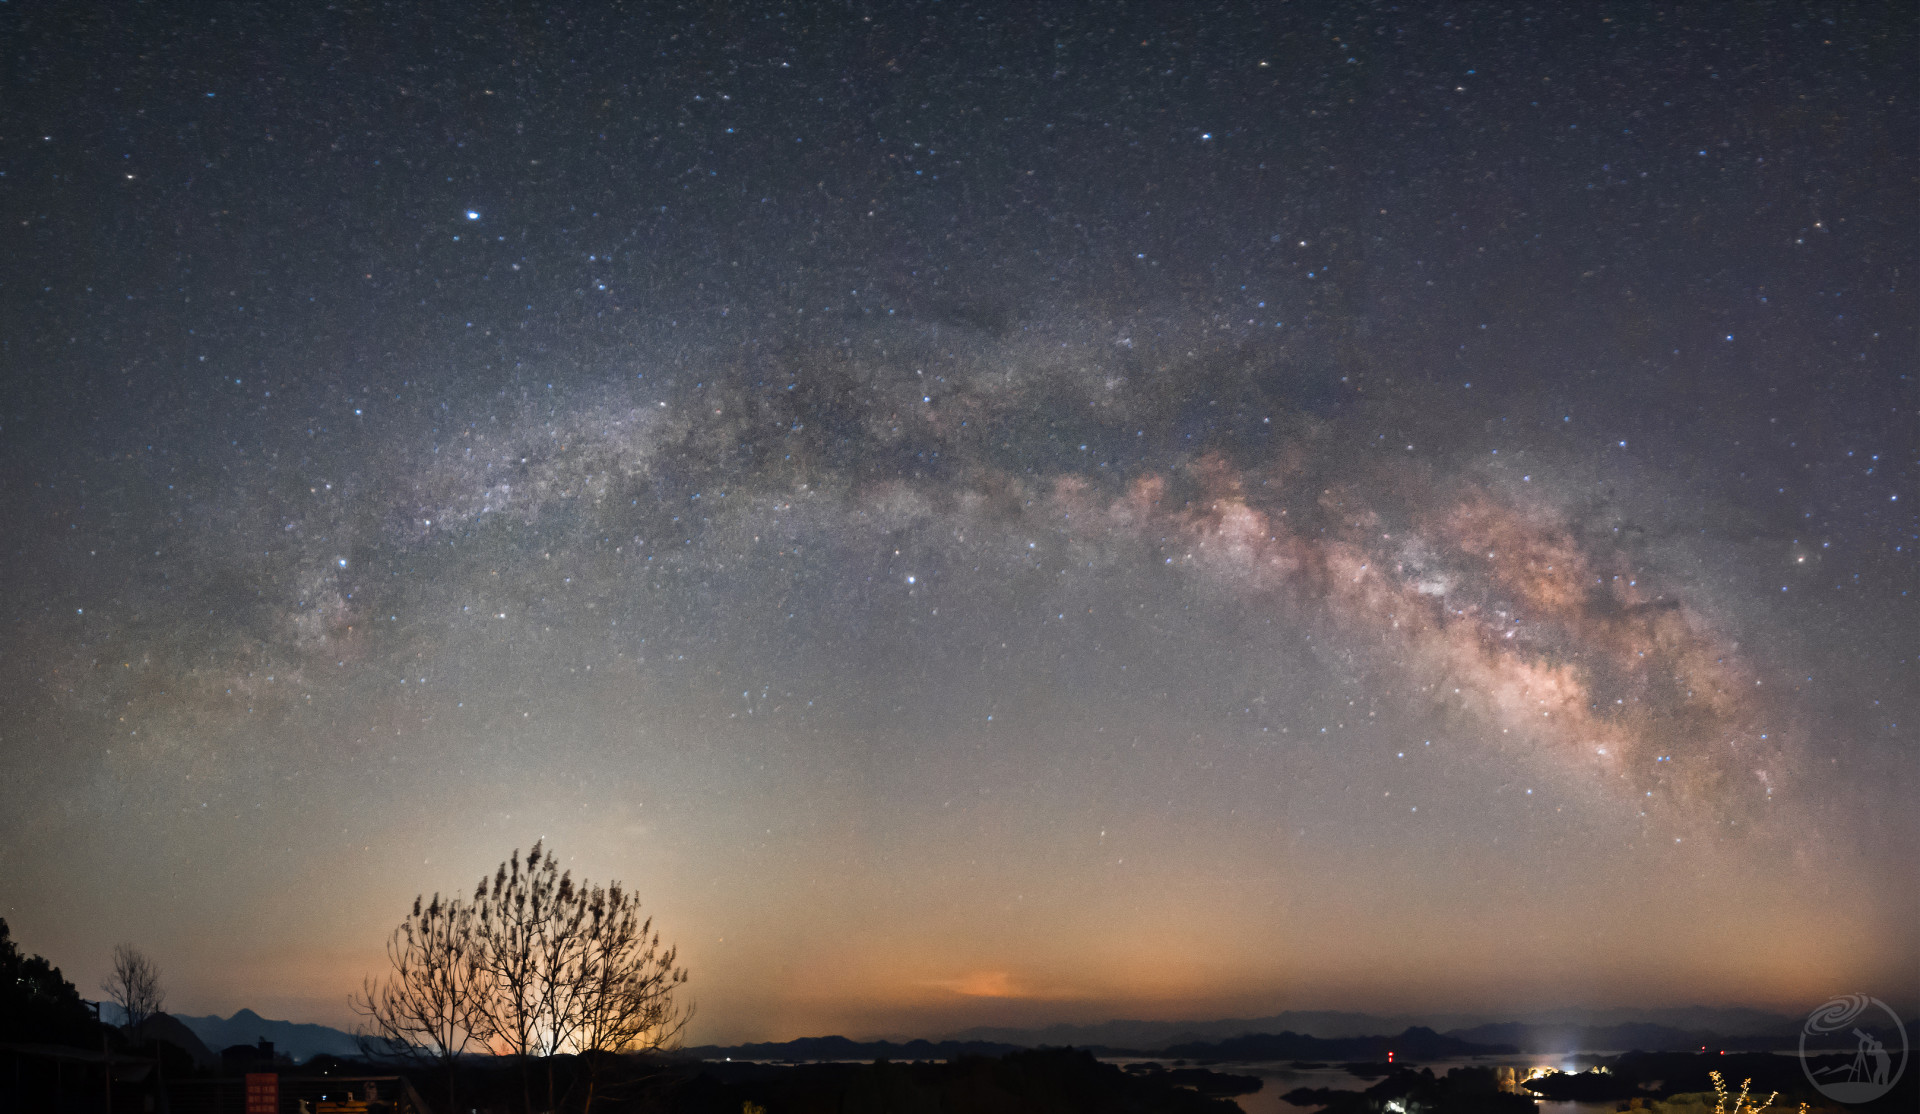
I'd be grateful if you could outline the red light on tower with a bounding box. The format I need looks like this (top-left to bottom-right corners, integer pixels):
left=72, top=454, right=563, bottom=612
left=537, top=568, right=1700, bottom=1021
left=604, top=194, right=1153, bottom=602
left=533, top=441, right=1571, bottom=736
left=1387, top=1051, right=1394, bottom=1064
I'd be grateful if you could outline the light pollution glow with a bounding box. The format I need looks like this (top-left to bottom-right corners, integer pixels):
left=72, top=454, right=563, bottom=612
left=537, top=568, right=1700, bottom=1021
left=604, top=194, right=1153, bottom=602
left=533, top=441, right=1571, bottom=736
left=4, top=317, right=1908, bottom=1040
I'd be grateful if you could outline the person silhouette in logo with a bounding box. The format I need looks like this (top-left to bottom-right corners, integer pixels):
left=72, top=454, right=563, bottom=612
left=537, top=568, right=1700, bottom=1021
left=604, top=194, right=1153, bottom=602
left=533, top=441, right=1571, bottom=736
left=1852, top=1028, right=1891, bottom=1086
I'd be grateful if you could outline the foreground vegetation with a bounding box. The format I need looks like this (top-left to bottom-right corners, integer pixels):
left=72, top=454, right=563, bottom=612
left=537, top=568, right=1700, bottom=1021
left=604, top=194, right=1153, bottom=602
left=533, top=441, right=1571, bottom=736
left=354, top=841, right=690, bottom=1114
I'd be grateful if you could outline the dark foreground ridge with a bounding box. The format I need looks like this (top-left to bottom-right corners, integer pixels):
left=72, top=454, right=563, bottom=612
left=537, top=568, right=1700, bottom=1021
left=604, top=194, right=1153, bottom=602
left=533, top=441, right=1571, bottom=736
left=680, top=1049, right=1253, bottom=1113
left=12, top=1024, right=1919, bottom=1112
left=1281, top=1065, right=1537, bottom=1114
left=1284, top=1052, right=1918, bottom=1114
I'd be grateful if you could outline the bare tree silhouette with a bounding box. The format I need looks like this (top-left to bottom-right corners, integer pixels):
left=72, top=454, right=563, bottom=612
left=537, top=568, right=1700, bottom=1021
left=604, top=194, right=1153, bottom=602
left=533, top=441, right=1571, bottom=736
left=469, top=842, right=690, bottom=1114
left=354, top=843, right=689, bottom=1114
left=572, top=879, right=691, bottom=1113
left=351, top=893, right=483, bottom=1114
left=101, top=944, right=163, bottom=1032
left=470, top=841, right=567, bottom=1114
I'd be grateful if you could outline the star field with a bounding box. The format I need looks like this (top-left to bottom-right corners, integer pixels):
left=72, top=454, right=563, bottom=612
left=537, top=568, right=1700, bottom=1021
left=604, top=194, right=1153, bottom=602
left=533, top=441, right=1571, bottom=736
left=0, top=2, right=1913, bottom=1040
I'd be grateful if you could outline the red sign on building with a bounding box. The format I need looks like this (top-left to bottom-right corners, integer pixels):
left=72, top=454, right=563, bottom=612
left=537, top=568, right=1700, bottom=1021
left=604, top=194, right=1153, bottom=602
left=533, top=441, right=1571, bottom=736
left=244, top=1072, right=278, bottom=1114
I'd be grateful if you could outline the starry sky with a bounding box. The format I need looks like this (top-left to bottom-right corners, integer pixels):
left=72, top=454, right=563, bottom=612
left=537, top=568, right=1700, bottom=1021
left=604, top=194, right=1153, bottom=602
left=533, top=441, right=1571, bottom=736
left=1, top=2, right=1914, bottom=1045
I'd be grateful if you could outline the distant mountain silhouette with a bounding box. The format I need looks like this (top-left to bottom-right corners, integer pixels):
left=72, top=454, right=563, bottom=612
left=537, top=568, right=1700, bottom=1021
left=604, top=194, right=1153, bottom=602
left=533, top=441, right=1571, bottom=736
left=949, top=1010, right=1409, bottom=1049
left=679, top=1026, right=1511, bottom=1064
left=171, top=1009, right=361, bottom=1063
left=130, top=1012, right=218, bottom=1068
left=678, top=1035, right=1027, bottom=1062
left=1160, top=1026, right=1512, bottom=1063
left=948, top=1006, right=1804, bottom=1053
left=1445, top=1019, right=1799, bottom=1053
left=1493, top=1007, right=1799, bottom=1035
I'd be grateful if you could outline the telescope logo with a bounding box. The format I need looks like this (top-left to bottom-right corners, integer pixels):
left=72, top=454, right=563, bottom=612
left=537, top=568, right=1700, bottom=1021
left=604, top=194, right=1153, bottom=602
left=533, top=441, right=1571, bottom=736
left=1799, top=994, right=1907, bottom=1104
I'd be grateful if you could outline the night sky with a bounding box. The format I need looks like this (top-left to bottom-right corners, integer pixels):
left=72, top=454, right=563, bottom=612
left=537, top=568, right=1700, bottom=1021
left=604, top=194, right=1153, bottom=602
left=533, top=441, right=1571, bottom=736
left=1, top=2, right=1913, bottom=1044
